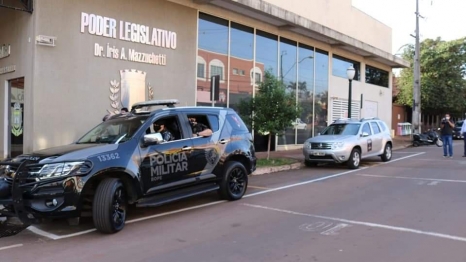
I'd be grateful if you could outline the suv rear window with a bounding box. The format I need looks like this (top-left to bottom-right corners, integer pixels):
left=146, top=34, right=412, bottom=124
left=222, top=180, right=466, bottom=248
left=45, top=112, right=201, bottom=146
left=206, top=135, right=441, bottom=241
left=226, top=113, right=249, bottom=132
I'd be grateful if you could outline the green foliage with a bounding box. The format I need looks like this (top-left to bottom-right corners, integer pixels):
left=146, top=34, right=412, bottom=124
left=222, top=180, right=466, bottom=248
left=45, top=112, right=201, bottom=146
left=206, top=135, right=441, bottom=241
left=238, top=70, right=302, bottom=135
left=238, top=70, right=302, bottom=159
left=396, top=37, right=466, bottom=115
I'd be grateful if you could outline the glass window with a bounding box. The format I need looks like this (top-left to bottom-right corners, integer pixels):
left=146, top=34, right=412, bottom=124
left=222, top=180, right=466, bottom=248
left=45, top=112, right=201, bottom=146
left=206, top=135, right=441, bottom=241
left=197, top=13, right=229, bottom=106
left=278, top=37, right=298, bottom=146
left=314, top=49, right=329, bottom=136
left=370, top=122, right=381, bottom=134
left=197, top=63, right=205, bottom=78
left=321, top=123, right=361, bottom=135
left=332, top=54, right=360, bottom=81
left=362, top=123, right=372, bottom=135
left=365, top=65, right=389, bottom=88
left=210, top=65, right=224, bottom=80
left=255, top=30, right=278, bottom=78
left=296, top=43, right=314, bottom=144
left=207, top=115, right=219, bottom=132
left=77, top=116, right=149, bottom=144
left=229, top=22, right=254, bottom=111
left=226, top=113, right=250, bottom=132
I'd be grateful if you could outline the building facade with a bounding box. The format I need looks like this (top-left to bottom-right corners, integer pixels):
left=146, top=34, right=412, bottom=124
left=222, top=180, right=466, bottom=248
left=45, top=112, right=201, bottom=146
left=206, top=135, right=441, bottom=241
left=0, top=0, right=408, bottom=158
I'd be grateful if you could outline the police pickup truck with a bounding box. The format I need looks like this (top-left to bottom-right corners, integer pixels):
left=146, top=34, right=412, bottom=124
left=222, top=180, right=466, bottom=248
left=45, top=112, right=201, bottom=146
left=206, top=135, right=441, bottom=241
left=0, top=100, right=256, bottom=237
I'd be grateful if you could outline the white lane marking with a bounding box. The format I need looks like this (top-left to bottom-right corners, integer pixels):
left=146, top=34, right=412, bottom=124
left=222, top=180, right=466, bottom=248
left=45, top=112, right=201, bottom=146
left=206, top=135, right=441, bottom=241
left=27, top=226, right=61, bottom=240
left=126, top=200, right=225, bottom=224
left=28, top=200, right=227, bottom=240
left=244, top=168, right=368, bottom=198
left=357, top=174, right=466, bottom=183
left=428, top=181, right=440, bottom=186
left=393, top=152, right=424, bottom=154
left=27, top=152, right=425, bottom=240
left=243, top=203, right=466, bottom=243
left=0, top=244, right=23, bottom=251
left=320, top=223, right=351, bottom=236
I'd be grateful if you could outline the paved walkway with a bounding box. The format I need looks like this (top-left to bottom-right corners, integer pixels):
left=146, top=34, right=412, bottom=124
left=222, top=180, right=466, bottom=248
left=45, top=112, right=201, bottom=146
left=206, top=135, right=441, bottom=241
left=256, top=136, right=412, bottom=160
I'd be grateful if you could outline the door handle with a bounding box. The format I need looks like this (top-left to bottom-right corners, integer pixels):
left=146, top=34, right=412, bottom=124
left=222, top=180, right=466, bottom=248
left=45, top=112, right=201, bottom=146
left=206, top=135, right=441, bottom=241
left=219, top=139, right=229, bottom=144
left=182, top=146, right=192, bottom=151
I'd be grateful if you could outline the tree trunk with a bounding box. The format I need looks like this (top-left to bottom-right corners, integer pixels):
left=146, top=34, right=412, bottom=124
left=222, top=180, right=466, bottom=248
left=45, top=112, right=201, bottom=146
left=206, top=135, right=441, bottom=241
left=267, top=133, right=271, bottom=160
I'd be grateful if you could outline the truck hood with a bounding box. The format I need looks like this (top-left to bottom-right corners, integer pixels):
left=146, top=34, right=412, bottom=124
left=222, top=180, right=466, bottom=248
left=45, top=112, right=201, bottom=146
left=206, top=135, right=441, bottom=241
left=10, top=143, right=119, bottom=164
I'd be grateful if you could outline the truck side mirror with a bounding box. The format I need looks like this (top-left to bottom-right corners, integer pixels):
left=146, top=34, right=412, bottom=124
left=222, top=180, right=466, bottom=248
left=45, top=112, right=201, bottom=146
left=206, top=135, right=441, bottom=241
left=142, top=133, right=163, bottom=147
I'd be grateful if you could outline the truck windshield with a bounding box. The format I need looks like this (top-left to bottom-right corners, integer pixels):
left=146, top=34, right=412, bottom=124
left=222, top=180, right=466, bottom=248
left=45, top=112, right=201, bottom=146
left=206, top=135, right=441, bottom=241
left=76, top=116, right=149, bottom=144
left=321, top=123, right=361, bottom=135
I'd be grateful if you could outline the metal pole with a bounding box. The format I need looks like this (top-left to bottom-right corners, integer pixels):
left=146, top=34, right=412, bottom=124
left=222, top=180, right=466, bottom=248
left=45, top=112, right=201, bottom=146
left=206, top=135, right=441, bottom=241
left=412, top=0, right=421, bottom=134
left=348, top=79, right=352, bottom=118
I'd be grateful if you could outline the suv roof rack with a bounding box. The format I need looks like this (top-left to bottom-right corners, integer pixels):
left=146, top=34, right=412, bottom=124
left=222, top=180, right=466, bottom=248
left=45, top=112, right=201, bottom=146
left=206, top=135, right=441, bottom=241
left=360, top=117, right=380, bottom=121
left=131, top=99, right=179, bottom=112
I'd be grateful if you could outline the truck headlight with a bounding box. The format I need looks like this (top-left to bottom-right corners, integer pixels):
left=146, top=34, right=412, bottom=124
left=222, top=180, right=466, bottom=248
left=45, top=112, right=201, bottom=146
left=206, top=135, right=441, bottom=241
left=332, top=142, right=345, bottom=149
left=37, top=161, right=91, bottom=180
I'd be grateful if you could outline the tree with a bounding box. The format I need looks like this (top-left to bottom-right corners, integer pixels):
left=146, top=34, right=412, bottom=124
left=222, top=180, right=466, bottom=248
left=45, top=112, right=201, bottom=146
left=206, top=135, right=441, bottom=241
left=396, top=37, right=466, bottom=116
left=238, top=70, right=302, bottom=160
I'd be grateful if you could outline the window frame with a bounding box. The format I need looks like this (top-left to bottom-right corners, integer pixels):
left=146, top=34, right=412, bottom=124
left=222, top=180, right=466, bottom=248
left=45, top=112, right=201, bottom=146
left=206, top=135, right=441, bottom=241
left=365, top=64, right=389, bottom=88
left=332, top=54, right=361, bottom=81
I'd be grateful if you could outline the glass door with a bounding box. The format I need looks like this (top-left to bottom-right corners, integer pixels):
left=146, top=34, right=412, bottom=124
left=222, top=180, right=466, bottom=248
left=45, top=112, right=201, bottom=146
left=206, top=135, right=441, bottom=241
left=9, top=78, right=24, bottom=158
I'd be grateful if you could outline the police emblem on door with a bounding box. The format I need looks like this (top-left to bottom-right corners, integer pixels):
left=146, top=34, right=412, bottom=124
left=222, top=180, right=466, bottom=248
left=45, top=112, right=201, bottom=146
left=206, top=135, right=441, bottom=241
left=367, top=139, right=372, bottom=152
left=11, top=102, right=23, bottom=137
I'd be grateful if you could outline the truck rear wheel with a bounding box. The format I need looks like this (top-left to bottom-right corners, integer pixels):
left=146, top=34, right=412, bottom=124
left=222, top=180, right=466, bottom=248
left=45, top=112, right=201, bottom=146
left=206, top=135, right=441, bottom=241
left=92, top=178, right=127, bottom=234
left=218, top=161, right=248, bottom=201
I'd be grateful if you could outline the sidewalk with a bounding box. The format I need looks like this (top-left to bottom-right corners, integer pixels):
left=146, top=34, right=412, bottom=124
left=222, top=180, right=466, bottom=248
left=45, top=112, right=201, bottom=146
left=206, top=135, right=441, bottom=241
left=253, top=136, right=412, bottom=175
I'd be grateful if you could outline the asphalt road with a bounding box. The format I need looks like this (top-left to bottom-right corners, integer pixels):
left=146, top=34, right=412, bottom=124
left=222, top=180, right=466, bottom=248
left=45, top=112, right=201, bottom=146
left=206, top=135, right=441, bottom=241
left=1, top=141, right=466, bottom=262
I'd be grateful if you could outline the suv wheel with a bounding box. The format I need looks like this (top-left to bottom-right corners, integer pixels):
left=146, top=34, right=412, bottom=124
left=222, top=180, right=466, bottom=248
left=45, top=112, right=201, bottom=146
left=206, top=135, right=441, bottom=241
left=381, top=143, right=392, bottom=162
left=218, top=161, right=248, bottom=201
left=93, top=178, right=127, bottom=234
left=304, top=160, right=318, bottom=167
left=347, top=148, right=361, bottom=169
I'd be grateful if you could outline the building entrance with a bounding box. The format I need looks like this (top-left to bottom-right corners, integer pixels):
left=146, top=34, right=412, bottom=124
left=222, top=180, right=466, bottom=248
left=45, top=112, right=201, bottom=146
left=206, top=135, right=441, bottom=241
left=8, top=77, right=24, bottom=158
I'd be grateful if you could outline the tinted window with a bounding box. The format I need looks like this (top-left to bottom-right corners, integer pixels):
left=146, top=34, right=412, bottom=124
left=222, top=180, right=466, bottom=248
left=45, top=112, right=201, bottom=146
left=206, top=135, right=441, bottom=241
left=77, top=116, right=148, bottom=144
left=370, top=122, right=381, bottom=134
left=321, top=123, right=361, bottom=135
left=365, top=65, right=389, bottom=88
left=378, top=121, right=387, bottom=131
left=226, top=113, right=249, bottom=132
left=362, top=123, right=372, bottom=135
left=207, top=114, right=219, bottom=132
left=455, top=121, right=463, bottom=128
left=332, top=54, right=360, bottom=81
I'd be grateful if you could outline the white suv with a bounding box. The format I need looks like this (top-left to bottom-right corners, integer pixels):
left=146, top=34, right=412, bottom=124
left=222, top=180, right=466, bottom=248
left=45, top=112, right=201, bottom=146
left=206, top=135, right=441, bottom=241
left=302, top=118, right=393, bottom=169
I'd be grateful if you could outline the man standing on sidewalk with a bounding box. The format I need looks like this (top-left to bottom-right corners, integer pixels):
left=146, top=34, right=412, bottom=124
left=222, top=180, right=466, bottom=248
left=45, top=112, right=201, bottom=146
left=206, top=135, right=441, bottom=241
left=440, top=113, right=455, bottom=158
left=461, top=119, right=466, bottom=157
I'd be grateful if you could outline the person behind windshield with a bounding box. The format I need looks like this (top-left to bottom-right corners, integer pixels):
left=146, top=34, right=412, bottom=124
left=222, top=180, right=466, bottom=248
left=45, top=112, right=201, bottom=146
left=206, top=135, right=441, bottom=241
left=188, top=117, right=213, bottom=137
left=153, top=120, right=174, bottom=142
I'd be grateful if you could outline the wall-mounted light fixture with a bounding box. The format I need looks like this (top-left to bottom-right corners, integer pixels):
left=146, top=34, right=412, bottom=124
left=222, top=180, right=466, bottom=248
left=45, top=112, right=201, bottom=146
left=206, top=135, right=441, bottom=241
left=36, top=35, right=57, bottom=47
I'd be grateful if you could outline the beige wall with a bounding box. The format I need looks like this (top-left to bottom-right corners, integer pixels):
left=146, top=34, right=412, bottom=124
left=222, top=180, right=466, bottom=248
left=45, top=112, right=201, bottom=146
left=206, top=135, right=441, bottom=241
left=0, top=7, right=35, bottom=158
left=329, top=49, right=393, bottom=128
left=31, top=0, right=197, bottom=151
left=264, top=0, right=392, bottom=53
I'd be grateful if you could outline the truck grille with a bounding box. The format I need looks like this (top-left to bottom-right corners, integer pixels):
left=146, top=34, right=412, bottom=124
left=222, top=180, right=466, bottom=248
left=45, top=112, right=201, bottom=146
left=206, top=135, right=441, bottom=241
left=310, top=143, right=332, bottom=149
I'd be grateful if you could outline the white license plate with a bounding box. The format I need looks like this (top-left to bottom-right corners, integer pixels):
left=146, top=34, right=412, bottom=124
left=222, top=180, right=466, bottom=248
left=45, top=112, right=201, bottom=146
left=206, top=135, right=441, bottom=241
left=312, top=152, right=325, bottom=156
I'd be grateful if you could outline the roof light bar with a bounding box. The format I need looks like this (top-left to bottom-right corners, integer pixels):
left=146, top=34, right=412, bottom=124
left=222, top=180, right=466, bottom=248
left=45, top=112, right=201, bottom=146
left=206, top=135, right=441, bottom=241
left=131, top=99, right=179, bottom=112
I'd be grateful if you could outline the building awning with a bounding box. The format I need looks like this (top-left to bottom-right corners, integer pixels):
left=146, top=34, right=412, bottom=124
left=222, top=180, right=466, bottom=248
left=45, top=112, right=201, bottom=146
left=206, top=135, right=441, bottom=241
left=0, top=0, right=33, bottom=13
left=194, top=0, right=409, bottom=68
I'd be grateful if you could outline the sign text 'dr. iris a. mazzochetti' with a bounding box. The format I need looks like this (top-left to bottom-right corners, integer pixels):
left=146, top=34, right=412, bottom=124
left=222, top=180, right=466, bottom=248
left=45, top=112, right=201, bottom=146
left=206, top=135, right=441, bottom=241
left=80, top=12, right=177, bottom=50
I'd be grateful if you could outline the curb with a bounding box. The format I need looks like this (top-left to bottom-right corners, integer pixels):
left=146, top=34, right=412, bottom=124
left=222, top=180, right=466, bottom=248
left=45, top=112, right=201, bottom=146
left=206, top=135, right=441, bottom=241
left=252, top=143, right=412, bottom=175
left=252, top=162, right=303, bottom=176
